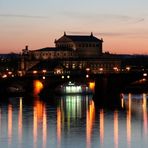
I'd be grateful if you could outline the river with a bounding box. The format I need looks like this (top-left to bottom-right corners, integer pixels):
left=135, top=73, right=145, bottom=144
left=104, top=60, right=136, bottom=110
left=0, top=80, right=148, bottom=148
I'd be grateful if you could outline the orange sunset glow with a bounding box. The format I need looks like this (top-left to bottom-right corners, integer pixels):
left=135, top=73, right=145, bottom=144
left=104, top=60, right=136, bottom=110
left=1, top=32, right=148, bottom=54
left=0, top=0, right=148, bottom=54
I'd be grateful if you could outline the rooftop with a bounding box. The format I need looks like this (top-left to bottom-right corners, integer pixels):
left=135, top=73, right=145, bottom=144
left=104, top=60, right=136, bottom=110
left=33, top=47, right=73, bottom=52
left=56, top=32, right=103, bottom=43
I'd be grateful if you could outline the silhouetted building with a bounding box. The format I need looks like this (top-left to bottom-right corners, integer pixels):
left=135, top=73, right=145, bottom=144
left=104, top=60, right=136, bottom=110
left=21, top=32, right=121, bottom=74
left=25, top=32, right=103, bottom=60
left=55, top=32, right=103, bottom=58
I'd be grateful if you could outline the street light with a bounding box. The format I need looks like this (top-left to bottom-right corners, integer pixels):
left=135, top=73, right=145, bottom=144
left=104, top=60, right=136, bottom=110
left=42, top=69, right=47, bottom=73
left=2, top=74, right=7, bottom=78
left=143, top=73, right=147, bottom=77
left=33, top=70, right=37, bottom=74
left=99, top=68, right=103, bottom=71
left=126, top=67, right=131, bottom=71
left=113, top=67, right=119, bottom=72
left=86, top=74, right=89, bottom=78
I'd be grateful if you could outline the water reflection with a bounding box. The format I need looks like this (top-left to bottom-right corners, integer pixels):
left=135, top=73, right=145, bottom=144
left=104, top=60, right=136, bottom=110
left=143, top=93, right=147, bottom=136
left=121, top=98, right=124, bottom=109
left=18, top=98, right=23, bottom=143
left=86, top=100, right=95, bottom=148
left=43, top=106, right=47, bottom=148
left=1, top=91, right=148, bottom=148
left=33, top=99, right=47, bottom=148
left=33, top=104, right=37, bottom=148
left=123, top=93, right=148, bottom=148
left=114, top=111, right=118, bottom=148
left=100, top=109, right=104, bottom=145
left=8, top=104, right=12, bottom=145
left=126, top=94, right=131, bottom=147
left=57, top=107, right=61, bottom=148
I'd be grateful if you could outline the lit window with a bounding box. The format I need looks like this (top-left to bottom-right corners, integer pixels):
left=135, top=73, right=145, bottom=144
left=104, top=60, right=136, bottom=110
left=66, top=64, right=69, bottom=68
left=33, top=70, right=37, bottom=74
left=72, top=64, right=75, bottom=69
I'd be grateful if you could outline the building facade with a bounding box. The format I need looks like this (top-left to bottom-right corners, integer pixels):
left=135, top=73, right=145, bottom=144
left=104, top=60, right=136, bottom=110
left=21, top=33, right=121, bottom=74
left=23, top=32, right=103, bottom=60
left=55, top=32, right=103, bottom=58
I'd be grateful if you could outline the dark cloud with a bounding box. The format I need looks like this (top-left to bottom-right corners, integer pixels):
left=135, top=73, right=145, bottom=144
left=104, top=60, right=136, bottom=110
left=65, top=31, right=130, bottom=37
left=96, top=32, right=127, bottom=36
left=0, top=14, right=47, bottom=19
left=66, top=31, right=129, bottom=36
left=66, top=31, right=148, bottom=38
left=134, top=18, right=145, bottom=23
left=97, top=31, right=148, bottom=38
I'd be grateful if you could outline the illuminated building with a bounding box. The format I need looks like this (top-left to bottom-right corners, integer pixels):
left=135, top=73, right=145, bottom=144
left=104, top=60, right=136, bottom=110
left=21, top=32, right=121, bottom=74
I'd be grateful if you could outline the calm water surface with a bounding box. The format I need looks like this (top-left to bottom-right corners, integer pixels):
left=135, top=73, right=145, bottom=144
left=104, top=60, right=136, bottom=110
left=0, top=80, right=148, bottom=148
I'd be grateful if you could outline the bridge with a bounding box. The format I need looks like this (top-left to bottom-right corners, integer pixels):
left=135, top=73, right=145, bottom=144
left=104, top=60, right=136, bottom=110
left=0, top=71, right=147, bottom=104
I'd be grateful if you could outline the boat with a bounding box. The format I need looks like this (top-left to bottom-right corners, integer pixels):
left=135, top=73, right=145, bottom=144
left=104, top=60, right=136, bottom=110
left=55, top=81, right=93, bottom=95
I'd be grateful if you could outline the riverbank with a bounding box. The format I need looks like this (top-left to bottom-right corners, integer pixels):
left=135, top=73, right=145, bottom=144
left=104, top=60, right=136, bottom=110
left=123, top=79, right=148, bottom=93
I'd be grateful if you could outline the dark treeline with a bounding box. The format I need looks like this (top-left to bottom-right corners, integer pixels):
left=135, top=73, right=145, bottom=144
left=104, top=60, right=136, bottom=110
left=0, top=53, right=20, bottom=72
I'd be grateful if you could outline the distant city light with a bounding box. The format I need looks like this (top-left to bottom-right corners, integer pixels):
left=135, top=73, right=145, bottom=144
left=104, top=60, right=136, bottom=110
left=61, top=75, right=64, bottom=79
left=113, top=67, right=118, bottom=70
left=143, top=73, right=147, bottom=77
left=113, top=67, right=119, bottom=72
left=42, top=76, right=46, bottom=80
left=86, top=68, right=90, bottom=71
left=33, top=70, right=37, bottom=74
left=142, top=78, right=146, bottom=82
left=2, top=74, right=7, bottom=78
left=18, top=71, right=23, bottom=76
left=86, top=74, right=89, bottom=78
left=55, top=69, right=63, bottom=74
left=67, top=75, right=70, bottom=79
left=126, top=67, right=131, bottom=71
left=99, top=68, right=103, bottom=71
left=42, top=70, right=47, bottom=73
left=8, top=71, right=12, bottom=75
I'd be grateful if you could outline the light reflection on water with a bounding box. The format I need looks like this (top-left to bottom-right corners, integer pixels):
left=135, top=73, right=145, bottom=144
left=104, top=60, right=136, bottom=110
left=0, top=91, right=148, bottom=148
